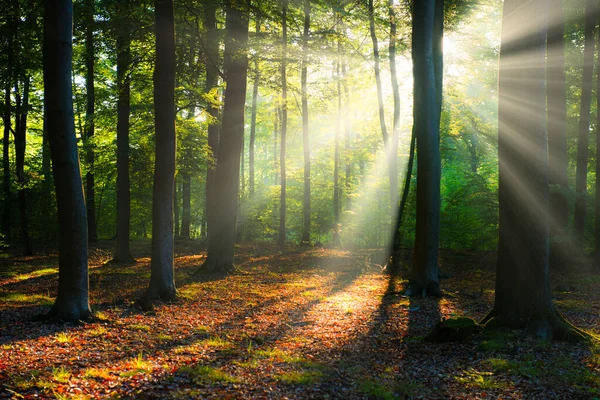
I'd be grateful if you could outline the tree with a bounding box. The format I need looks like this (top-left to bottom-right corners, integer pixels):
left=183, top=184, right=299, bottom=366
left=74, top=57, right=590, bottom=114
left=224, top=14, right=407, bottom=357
left=84, top=0, right=98, bottom=243
left=201, top=0, right=249, bottom=273
left=43, top=0, right=92, bottom=321
left=547, top=0, right=568, bottom=267
left=204, top=0, right=219, bottom=243
left=146, top=0, right=176, bottom=301
left=407, top=0, right=443, bottom=297
left=482, top=0, right=585, bottom=341
left=278, top=0, right=288, bottom=249
left=114, top=0, right=134, bottom=263
left=388, top=0, right=400, bottom=210
left=573, top=0, right=596, bottom=243
left=301, top=0, right=311, bottom=245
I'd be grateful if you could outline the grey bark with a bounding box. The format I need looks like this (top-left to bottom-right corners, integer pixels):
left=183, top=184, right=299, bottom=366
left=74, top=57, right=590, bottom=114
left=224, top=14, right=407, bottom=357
left=147, top=0, right=176, bottom=301
left=301, top=0, right=311, bottom=245
left=202, top=0, right=249, bottom=273
left=408, top=0, right=442, bottom=297
left=574, top=0, right=596, bottom=243
left=278, top=0, right=288, bottom=249
left=114, top=3, right=133, bottom=263
left=43, top=0, right=92, bottom=321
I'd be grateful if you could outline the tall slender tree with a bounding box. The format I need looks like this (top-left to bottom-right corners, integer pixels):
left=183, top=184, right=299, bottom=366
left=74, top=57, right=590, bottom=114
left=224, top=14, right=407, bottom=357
left=547, top=0, right=568, bottom=267
left=278, top=0, right=288, bottom=249
left=204, top=0, right=220, bottom=243
left=14, top=76, right=31, bottom=256
left=43, top=0, right=92, bottom=321
left=407, top=0, right=442, bottom=297
left=114, top=0, right=134, bottom=263
left=84, top=0, right=97, bottom=243
left=300, top=0, right=311, bottom=245
left=388, top=0, right=400, bottom=210
left=146, top=0, right=177, bottom=301
left=483, top=0, right=585, bottom=341
left=573, top=0, right=596, bottom=243
left=249, top=16, right=260, bottom=197
left=202, top=0, right=249, bottom=273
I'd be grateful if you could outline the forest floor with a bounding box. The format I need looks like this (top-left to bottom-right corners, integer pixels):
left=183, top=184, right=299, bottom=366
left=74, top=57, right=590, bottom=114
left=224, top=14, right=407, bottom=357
left=0, top=241, right=599, bottom=399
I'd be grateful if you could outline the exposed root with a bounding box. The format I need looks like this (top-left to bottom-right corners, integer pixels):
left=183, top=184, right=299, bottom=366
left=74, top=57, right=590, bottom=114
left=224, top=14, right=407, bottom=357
left=405, top=280, right=441, bottom=298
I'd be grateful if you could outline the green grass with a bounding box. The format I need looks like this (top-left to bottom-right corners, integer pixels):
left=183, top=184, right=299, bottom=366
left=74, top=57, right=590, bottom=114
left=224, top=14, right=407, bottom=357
left=52, top=367, right=71, bottom=383
left=455, top=368, right=506, bottom=390
left=275, top=369, right=324, bottom=385
left=179, top=365, right=238, bottom=385
left=0, top=292, right=53, bottom=305
left=130, top=324, right=151, bottom=332
left=83, top=367, right=111, bottom=380
left=55, top=332, right=75, bottom=344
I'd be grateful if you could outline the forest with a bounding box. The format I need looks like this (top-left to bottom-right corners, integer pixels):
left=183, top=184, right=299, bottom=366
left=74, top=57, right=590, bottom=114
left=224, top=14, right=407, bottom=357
left=1, top=0, right=600, bottom=398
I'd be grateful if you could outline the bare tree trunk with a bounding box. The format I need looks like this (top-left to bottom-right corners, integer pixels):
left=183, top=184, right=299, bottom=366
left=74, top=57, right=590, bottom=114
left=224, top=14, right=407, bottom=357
left=483, top=0, right=585, bottom=341
left=174, top=177, right=180, bottom=238
left=84, top=0, right=97, bottom=243
left=547, top=0, right=568, bottom=268
left=114, top=6, right=133, bottom=263
left=147, top=0, right=177, bottom=301
left=249, top=56, right=258, bottom=196
left=201, top=0, right=249, bottom=273
left=14, top=78, right=31, bottom=255
left=3, top=37, right=12, bottom=238
left=181, top=173, right=191, bottom=238
left=388, top=0, right=400, bottom=210
left=574, top=0, right=596, bottom=243
left=205, top=0, right=220, bottom=245
left=595, top=10, right=600, bottom=268
left=301, top=0, right=311, bottom=245
left=278, top=0, right=288, bottom=249
left=43, top=0, right=92, bottom=321
left=408, top=0, right=442, bottom=297
left=332, top=35, right=341, bottom=248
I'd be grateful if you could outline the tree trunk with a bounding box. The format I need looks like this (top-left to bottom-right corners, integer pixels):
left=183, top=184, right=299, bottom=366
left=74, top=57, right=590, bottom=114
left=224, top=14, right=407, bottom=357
left=332, top=37, right=342, bottom=248
left=273, top=107, right=279, bottom=185
left=573, top=0, right=596, bottom=243
left=205, top=0, right=219, bottom=246
left=181, top=172, right=191, bottom=238
left=368, top=0, right=388, bottom=146
left=174, top=177, right=180, bottom=238
left=249, top=56, right=258, bottom=196
left=43, top=0, right=92, bottom=321
left=547, top=0, right=568, bottom=268
left=114, top=9, right=133, bottom=263
left=388, top=0, right=400, bottom=211
left=147, top=0, right=176, bottom=301
left=483, top=0, right=585, bottom=341
left=3, top=53, right=12, bottom=238
left=278, top=0, right=288, bottom=249
left=595, top=10, right=600, bottom=268
left=202, top=0, right=249, bottom=273
left=84, top=0, right=97, bottom=243
left=14, top=78, right=31, bottom=255
left=301, top=0, right=311, bottom=245
left=408, top=0, right=442, bottom=297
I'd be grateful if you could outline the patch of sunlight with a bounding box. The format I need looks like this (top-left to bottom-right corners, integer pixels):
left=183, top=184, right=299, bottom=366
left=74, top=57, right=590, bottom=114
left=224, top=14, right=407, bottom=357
left=554, top=298, right=590, bottom=312
left=179, top=365, right=238, bottom=384
left=12, top=268, right=58, bottom=282
left=156, top=333, right=173, bottom=341
left=55, top=332, right=75, bottom=344
left=122, top=352, right=153, bottom=376
left=454, top=368, right=506, bottom=390
left=88, top=325, right=107, bottom=338
left=275, top=369, right=325, bottom=385
left=0, top=292, right=53, bottom=305
left=52, top=366, right=71, bottom=383
left=83, top=367, right=111, bottom=380
left=201, top=336, right=233, bottom=349
left=178, top=283, right=204, bottom=300
left=484, top=357, right=540, bottom=378
left=130, top=324, right=151, bottom=332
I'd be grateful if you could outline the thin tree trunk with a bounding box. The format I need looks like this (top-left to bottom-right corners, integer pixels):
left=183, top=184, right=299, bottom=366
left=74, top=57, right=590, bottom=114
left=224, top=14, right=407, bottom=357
left=574, top=0, right=596, bottom=243
left=205, top=0, right=219, bottom=245
left=147, top=0, right=177, bottom=301
left=174, top=177, right=180, bottom=238
left=278, top=0, right=288, bottom=249
left=301, top=0, right=311, bottom=245
left=332, top=36, right=341, bottom=247
left=114, top=8, right=133, bottom=263
left=249, top=57, right=258, bottom=196
left=595, top=10, right=600, bottom=267
left=368, top=0, right=388, bottom=146
left=547, top=0, right=568, bottom=268
left=84, top=0, right=97, bottom=243
left=388, top=0, right=400, bottom=210
left=202, top=0, right=249, bottom=273
left=408, top=0, right=442, bottom=297
left=43, top=0, right=92, bottom=321
left=273, top=107, right=279, bottom=185
left=181, top=173, right=191, bottom=238
left=342, top=55, right=351, bottom=210
left=15, top=78, right=31, bottom=255
left=3, top=49, right=12, bottom=238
